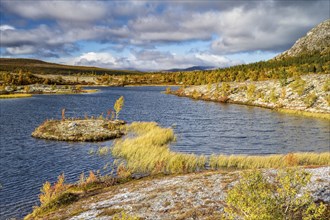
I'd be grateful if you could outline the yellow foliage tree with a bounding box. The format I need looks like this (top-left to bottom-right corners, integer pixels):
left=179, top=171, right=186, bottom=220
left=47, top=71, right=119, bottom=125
left=114, top=96, right=124, bottom=120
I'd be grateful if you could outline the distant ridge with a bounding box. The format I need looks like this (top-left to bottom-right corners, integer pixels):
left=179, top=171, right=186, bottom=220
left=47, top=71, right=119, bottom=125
left=165, top=65, right=215, bottom=72
left=0, top=58, right=141, bottom=75
left=275, top=19, right=330, bottom=59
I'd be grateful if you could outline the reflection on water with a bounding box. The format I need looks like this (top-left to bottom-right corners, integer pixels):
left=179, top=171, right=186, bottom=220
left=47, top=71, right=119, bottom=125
left=0, top=86, right=329, bottom=219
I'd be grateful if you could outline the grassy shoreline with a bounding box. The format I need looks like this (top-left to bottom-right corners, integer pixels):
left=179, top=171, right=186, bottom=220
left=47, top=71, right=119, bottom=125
left=0, top=93, right=33, bottom=99
left=25, top=122, right=330, bottom=219
left=171, top=91, right=330, bottom=120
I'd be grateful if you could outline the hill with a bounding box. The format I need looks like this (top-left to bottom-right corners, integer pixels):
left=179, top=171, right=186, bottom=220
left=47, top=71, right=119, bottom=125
left=0, top=58, right=140, bottom=75
left=275, top=19, right=330, bottom=59
left=165, top=65, right=215, bottom=72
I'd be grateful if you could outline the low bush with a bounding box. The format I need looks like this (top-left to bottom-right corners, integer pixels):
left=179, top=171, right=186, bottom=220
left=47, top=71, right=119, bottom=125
left=304, top=92, right=318, bottom=108
left=290, top=76, right=306, bottom=96
left=246, top=84, right=256, bottom=100
left=225, top=169, right=326, bottom=219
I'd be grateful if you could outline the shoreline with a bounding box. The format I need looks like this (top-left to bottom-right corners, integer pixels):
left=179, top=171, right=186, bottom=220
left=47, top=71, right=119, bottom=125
left=171, top=74, right=330, bottom=120
left=24, top=165, right=330, bottom=219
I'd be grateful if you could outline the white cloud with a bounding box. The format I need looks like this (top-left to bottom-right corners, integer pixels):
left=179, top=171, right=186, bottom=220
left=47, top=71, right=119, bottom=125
left=72, top=52, right=117, bottom=66
left=0, top=25, right=15, bottom=31
left=6, top=45, right=36, bottom=54
left=70, top=50, right=238, bottom=71
left=2, top=1, right=107, bottom=22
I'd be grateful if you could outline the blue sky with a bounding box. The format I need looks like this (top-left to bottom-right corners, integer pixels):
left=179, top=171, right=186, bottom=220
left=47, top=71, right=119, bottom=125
left=0, top=0, right=329, bottom=71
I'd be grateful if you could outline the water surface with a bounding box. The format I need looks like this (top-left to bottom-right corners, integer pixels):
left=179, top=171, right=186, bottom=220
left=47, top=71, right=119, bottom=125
left=0, top=86, right=329, bottom=219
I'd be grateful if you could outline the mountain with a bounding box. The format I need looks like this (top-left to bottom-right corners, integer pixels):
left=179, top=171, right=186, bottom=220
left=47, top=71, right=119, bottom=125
left=0, top=58, right=141, bottom=75
left=165, top=66, right=215, bottom=72
left=275, top=19, right=330, bottom=59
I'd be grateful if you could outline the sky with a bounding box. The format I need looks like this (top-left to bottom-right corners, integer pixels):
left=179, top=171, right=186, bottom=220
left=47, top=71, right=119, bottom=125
left=0, top=0, right=329, bottom=71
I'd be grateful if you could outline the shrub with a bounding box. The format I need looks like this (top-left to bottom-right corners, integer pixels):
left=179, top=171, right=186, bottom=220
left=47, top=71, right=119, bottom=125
left=281, top=87, right=286, bottom=99
left=113, top=211, right=140, bottom=220
left=323, top=79, right=330, bottom=92
left=269, top=88, right=278, bottom=103
left=220, top=82, right=231, bottom=97
left=290, top=76, right=306, bottom=96
left=24, top=85, right=30, bottom=93
left=246, top=84, right=256, bottom=100
left=165, top=87, right=171, bottom=94
left=75, top=85, right=82, bottom=91
left=86, top=171, right=98, bottom=184
left=225, top=169, right=326, bottom=220
left=39, top=173, right=68, bottom=206
left=191, top=89, right=200, bottom=99
left=279, top=69, right=288, bottom=87
left=304, top=92, right=318, bottom=108
left=325, top=94, right=330, bottom=106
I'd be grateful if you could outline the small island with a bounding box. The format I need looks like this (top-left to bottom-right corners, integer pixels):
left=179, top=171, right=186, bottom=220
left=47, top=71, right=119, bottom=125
left=32, top=119, right=125, bottom=141
left=32, top=96, right=126, bottom=142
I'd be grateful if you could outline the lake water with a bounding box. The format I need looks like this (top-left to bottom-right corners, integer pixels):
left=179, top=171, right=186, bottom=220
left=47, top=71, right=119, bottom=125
left=0, top=86, right=329, bottom=219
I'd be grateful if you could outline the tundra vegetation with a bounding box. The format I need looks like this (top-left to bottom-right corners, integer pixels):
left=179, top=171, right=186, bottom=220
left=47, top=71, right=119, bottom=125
left=26, top=122, right=330, bottom=219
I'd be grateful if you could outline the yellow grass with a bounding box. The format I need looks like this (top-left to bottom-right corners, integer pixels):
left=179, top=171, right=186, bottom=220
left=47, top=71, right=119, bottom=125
left=83, top=89, right=98, bottom=93
left=277, top=108, right=330, bottom=120
left=209, top=152, right=330, bottom=169
left=112, top=122, right=329, bottom=174
left=25, top=122, right=330, bottom=219
left=112, top=122, right=206, bottom=174
left=0, top=94, right=32, bottom=99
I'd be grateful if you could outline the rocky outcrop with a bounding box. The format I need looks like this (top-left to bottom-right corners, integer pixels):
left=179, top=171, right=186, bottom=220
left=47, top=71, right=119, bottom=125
left=29, top=167, right=329, bottom=219
left=32, top=119, right=125, bottom=142
left=275, top=19, right=330, bottom=59
left=176, top=74, right=330, bottom=118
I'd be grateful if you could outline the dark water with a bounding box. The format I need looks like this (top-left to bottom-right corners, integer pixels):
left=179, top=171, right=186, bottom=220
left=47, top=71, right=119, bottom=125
left=0, top=86, right=329, bottom=219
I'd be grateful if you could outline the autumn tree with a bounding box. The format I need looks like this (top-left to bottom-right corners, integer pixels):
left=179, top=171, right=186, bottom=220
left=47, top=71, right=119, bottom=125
left=114, top=96, right=124, bottom=120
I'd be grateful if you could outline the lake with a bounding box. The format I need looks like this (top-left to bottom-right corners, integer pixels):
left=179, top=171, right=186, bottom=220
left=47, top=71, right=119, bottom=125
left=0, top=86, right=329, bottom=219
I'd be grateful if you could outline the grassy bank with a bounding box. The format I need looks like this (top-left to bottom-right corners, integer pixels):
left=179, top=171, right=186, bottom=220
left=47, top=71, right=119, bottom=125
left=112, top=122, right=330, bottom=174
left=209, top=152, right=330, bottom=169
left=0, top=93, right=32, bottom=99
left=277, top=108, right=330, bottom=120
left=25, top=122, right=330, bottom=219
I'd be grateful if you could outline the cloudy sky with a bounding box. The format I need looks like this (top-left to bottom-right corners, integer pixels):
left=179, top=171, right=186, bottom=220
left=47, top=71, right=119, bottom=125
left=0, top=0, right=329, bottom=71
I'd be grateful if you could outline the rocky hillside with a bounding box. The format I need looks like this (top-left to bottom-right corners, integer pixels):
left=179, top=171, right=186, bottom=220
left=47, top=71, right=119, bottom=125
left=276, top=19, right=330, bottom=59
left=175, top=74, right=330, bottom=117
